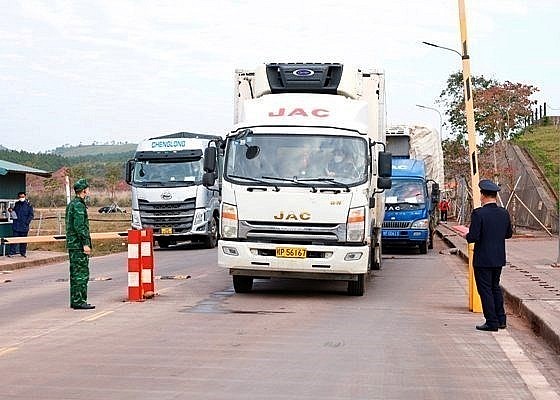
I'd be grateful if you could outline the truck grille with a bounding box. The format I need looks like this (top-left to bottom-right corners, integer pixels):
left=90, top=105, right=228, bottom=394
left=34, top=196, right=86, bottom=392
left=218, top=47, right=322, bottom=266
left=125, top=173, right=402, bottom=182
left=239, top=220, right=344, bottom=244
left=138, top=198, right=196, bottom=234
left=382, top=220, right=411, bottom=229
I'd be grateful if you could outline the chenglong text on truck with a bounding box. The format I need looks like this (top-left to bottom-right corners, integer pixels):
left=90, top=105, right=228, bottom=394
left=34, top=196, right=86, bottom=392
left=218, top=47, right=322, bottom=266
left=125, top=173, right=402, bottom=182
left=125, top=132, right=222, bottom=249
left=203, top=63, right=392, bottom=296
left=382, top=126, right=444, bottom=253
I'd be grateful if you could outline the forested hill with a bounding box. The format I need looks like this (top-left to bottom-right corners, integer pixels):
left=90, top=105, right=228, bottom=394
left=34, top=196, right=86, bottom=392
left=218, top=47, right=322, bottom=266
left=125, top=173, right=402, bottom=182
left=51, top=143, right=137, bottom=157
left=0, top=143, right=136, bottom=172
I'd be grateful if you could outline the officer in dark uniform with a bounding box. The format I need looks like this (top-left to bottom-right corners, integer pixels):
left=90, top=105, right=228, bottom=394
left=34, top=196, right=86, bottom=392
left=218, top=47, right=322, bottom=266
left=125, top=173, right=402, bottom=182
left=65, top=179, right=95, bottom=310
left=466, top=179, right=512, bottom=331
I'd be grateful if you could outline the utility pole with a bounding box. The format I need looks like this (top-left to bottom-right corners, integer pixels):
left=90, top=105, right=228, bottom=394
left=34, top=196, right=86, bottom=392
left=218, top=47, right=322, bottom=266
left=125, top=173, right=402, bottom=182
left=458, top=0, right=480, bottom=209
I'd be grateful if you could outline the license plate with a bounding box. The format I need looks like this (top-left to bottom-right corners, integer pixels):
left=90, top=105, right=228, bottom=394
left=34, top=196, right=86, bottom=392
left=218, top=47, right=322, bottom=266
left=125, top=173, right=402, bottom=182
left=276, top=247, right=307, bottom=258
left=382, top=230, right=400, bottom=237
left=161, top=227, right=173, bottom=235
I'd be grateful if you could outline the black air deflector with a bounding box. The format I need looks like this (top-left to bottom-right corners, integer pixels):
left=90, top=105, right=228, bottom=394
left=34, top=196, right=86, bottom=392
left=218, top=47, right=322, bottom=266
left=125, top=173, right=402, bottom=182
left=148, top=132, right=221, bottom=141
left=135, top=149, right=202, bottom=161
left=265, top=63, right=343, bottom=94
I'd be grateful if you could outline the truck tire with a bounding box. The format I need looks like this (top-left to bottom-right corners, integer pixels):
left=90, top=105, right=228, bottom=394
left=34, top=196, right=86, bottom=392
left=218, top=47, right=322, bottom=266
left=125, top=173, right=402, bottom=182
left=428, top=228, right=434, bottom=249
left=203, top=216, right=218, bottom=249
left=233, top=276, right=253, bottom=293
left=347, top=274, right=365, bottom=296
left=419, top=240, right=428, bottom=254
left=370, top=242, right=382, bottom=270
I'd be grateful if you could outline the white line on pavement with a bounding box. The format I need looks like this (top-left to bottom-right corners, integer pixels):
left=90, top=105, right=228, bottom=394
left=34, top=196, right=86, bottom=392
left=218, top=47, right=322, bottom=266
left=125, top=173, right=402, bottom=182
left=0, top=347, right=18, bottom=357
left=495, top=331, right=560, bottom=399
left=81, top=310, right=114, bottom=322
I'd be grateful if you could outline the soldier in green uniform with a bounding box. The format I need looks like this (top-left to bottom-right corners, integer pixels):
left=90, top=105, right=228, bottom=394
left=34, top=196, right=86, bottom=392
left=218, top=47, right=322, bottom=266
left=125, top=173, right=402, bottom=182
left=65, top=179, right=95, bottom=310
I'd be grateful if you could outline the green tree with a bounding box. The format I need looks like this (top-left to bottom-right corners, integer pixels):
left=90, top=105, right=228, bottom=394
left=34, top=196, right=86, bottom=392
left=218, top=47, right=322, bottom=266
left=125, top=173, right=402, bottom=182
left=105, top=163, right=123, bottom=202
left=476, top=81, right=538, bottom=145
left=43, top=177, right=62, bottom=207
left=436, top=71, right=497, bottom=141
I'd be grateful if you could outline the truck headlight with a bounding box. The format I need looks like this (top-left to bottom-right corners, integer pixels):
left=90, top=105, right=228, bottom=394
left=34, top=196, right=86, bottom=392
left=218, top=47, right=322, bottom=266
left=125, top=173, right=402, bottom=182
left=221, top=203, right=238, bottom=239
left=131, top=210, right=141, bottom=228
left=194, top=209, right=206, bottom=225
left=411, top=219, right=429, bottom=229
left=347, top=207, right=365, bottom=242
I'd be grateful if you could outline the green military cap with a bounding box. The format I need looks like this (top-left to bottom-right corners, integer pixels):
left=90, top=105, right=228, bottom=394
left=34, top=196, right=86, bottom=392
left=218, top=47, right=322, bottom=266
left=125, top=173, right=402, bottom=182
left=73, top=178, right=89, bottom=191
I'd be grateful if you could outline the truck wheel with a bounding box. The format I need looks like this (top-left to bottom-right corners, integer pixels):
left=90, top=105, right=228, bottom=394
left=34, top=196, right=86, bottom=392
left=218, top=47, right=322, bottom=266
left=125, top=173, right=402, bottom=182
left=419, top=241, right=428, bottom=254
left=347, top=274, right=365, bottom=296
left=233, top=276, right=253, bottom=293
left=428, top=228, right=434, bottom=249
left=203, top=216, right=218, bottom=249
left=370, top=242, right=382, bottom=270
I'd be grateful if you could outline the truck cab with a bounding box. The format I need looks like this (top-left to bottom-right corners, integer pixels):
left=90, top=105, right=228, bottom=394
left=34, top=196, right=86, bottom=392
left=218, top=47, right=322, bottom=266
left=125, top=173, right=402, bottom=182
left=125, top=132, right=222, bottom=249
left=382, top=126, right=441, bottom=254
left=382, top=159, right=438, bottom=253
left=204, top=63, right=391, bottom=296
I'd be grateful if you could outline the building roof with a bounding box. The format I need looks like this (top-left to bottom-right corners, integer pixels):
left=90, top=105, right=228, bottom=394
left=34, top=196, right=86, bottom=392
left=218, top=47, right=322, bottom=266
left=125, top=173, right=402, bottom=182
left=0, top=160, right=51, bottom=177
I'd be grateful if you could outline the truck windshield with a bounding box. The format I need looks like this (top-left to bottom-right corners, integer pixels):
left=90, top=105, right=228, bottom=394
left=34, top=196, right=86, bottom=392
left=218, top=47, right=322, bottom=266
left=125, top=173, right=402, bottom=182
left=225, top=134, right=367, bottom=186
left=132, top=159, right=203, bottom=187
left=385, top=179, right=426, bottom=210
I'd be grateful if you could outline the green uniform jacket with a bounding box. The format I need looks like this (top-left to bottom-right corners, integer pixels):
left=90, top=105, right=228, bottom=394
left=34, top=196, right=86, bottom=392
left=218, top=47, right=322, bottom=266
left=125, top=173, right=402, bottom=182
left=65, top=196, right=92, bottom=250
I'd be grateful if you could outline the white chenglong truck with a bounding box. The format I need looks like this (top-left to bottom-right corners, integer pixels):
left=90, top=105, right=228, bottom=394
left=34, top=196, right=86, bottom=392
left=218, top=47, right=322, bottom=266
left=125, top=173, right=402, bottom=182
left=125, top=132, right=222, bottom=249
left=203, top=63, right=392, bottom=295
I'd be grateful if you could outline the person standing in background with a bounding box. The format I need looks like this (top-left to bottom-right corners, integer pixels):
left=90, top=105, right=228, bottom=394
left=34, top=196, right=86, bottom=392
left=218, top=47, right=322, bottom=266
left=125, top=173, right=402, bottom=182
left=8, top=192, right=34, bottom=258
left=65, top=179, right=95, bottom=310
left=466, top=180, right=513, bottom=331
left=438, top=198, right=449, bottom=222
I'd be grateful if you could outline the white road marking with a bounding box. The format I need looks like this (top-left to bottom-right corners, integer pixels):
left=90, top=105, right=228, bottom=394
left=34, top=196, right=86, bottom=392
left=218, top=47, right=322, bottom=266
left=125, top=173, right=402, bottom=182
left=81, top=310, right=114, bottom=322
left=495, top=331, right=560, bottom=399
left=0, top=347, right=18, bottom=357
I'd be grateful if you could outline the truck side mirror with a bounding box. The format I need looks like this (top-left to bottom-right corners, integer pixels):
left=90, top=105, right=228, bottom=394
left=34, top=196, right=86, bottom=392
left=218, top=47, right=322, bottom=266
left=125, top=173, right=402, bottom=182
left=432, top=183, right=440, bottom=200
left=377, top=176, right=392, bottom=190
left=202, top=172, right=216, bottom=187
left=204, top=147, right=217, bottom=173
left=429, top=181, right=440, bottom=203
left=125, top=160, right=134, bottom=184
left=378, top=152, right=392, bottom=177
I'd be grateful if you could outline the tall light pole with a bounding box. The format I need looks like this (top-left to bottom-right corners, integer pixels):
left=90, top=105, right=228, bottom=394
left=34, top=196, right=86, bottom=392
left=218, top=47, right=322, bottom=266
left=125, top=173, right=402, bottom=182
left=423, top=1, right=482, bottom=313
left=416, top=104, right=443, bottom=141
left=458, top=0, right=480, bottom=209
left=421, top=0, right=480, bottom=209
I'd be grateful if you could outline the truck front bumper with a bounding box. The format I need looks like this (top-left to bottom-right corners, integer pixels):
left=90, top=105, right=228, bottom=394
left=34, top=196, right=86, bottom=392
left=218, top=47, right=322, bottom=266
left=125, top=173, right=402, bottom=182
left=381, top=229, right=429, bottom=244
left=218, top=240, right=369, bottom=276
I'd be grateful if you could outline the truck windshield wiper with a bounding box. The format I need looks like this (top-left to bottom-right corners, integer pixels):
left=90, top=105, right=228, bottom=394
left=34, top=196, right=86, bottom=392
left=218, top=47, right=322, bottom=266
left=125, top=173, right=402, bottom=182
left=229, top=174, right=280, bottom=192
left=261, top=176, right=318, bottom=193
left=298, top=177, right=350, bottom=192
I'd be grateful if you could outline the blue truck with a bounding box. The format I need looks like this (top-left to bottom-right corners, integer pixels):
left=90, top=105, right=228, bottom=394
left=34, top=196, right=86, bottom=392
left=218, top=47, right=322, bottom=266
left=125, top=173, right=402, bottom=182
left=382, top=126, right=441, bottom=254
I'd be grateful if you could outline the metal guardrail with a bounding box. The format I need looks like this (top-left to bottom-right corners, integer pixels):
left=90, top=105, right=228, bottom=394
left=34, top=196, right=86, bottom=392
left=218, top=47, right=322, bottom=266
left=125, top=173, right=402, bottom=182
left=1, top=232, right=129, bottom=245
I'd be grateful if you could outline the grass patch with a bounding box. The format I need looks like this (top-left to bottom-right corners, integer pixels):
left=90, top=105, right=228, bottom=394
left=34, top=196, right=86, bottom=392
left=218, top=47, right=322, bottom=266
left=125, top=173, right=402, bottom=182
left=514, top=124, right=560, bottom=198
left=27, top=208, right=131, bottom=257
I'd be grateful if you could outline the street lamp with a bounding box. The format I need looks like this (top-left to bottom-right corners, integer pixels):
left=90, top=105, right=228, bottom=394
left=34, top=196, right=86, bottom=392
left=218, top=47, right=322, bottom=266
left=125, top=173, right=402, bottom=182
left=416, top=104, right=443, bottom=141
left=423, top=1, right=482, bottom=314
left=421, top=0, right=480, bottom=209
left=421, top=41, right=462, bottom=57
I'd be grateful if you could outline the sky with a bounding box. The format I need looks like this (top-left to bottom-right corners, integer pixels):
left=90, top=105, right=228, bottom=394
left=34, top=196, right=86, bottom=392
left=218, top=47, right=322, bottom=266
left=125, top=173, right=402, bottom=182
left=1, top=0, right=559, bottom=153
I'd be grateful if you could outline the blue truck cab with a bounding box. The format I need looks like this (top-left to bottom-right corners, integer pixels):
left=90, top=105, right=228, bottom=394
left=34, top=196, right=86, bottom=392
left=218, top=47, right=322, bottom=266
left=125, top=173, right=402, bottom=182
left=382, top=158, right=437, bottom=253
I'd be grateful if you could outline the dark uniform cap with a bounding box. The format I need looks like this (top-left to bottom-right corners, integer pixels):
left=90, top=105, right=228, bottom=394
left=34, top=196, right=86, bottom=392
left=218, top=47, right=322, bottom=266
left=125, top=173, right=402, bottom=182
left=73, top=178, right=89, bottom=191
left=479, top=179, right=500, bottom=192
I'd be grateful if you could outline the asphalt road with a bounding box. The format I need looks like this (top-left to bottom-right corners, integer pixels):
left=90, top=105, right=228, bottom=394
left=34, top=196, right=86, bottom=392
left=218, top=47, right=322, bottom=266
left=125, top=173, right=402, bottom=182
left=1, top=238, right=559, bottom=399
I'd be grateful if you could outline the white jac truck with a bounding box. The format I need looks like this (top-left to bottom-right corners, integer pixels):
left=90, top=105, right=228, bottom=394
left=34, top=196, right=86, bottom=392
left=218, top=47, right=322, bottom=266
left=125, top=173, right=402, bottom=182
left=203, top=63, right=392, bottom=295
left=125, top=132, right=222, bottom=248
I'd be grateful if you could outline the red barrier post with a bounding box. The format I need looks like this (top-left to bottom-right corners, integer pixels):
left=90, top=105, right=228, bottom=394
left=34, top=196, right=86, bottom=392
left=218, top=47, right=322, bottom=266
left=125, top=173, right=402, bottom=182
left=140, top=229, right=155, bottom=298
left=127, top=229, right=144, bottom=301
